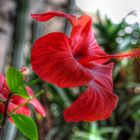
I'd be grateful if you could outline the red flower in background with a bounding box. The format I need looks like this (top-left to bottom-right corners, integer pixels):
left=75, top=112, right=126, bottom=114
left=31, top=11, right=140, bottom=122
left=0, top=73, right=46, bottom=122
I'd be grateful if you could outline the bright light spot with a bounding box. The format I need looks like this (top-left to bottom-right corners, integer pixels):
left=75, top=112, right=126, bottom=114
left=76, top=0, right=140, bottom=24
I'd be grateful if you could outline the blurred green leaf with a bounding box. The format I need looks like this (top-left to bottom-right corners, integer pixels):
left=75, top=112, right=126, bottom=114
left=132, top=109, right=140, bottom=120
left=129, top=95, right=140, bottom=106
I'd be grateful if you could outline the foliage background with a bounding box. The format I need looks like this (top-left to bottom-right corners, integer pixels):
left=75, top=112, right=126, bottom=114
left=0, top=0, right=140, bottom=140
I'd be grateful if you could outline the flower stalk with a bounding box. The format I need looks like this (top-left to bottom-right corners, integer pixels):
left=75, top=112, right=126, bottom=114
left=9, top=89, right=45, bottom=117
left=25, top=78, right=42, bottom=86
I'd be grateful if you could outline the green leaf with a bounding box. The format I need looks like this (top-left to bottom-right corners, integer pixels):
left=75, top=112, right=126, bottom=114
left=12, top=114, right=38, bottom=140
left=6, top=67, right=29, bottom=98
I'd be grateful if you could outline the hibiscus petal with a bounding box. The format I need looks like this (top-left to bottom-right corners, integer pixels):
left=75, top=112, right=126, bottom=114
left=31, top=11, right=78, bottom=27
left=15, top=106, right=31, bottom=116
left=91, top=63, right=114, bottom=91
left=0, top=73, right=9, bottom=99
left=30, top=99, right=46, bottom=117
left=26, top=87, right=46, bottom=117
left=70, top=15, right=109, bottom=65
left=0, top=73, right=5, bottom=92
left=64, top=63, right=118, bottom=122
left=70, top=15, right=92, bottom=42
left=31, top=32, right=92, bottom=88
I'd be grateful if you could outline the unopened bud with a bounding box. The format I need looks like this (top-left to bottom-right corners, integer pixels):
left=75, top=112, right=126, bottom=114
left=20, top=66, right=29, bottom=75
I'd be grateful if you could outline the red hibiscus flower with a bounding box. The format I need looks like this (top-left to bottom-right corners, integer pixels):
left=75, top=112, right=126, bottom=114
left=31, top=11, right=140, bottom=122
left=0, top=73, right=46, bottom=122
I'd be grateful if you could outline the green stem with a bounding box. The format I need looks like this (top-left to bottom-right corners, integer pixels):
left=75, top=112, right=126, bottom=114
left=25, top=78, right=42, bottom=86
left=8, top=89, right=45, bottom=116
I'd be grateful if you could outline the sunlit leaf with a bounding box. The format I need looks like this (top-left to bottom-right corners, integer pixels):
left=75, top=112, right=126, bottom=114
left=6, top=67, right=29, bottom=98
left=12, top=114, right=38, bottom=140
